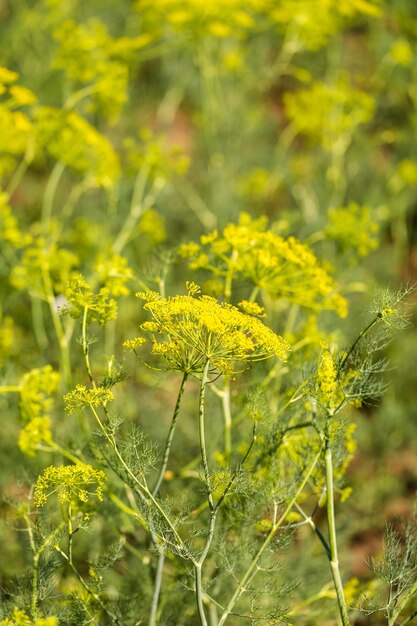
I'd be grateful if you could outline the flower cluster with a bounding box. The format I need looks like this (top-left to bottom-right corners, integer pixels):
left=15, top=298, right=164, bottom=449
left=94, top=253, right=134, bottom=297
left=0, top=311, right=17, bottom=368
left=20, top=366, right=60, bottom=423
left=316, top=348, right=343, bottom=413
left=135, top=0, right=379, bottom=48
left=179, top=214, right=347, bottom=316
left=34, top=463, right=106, bottom=507
left=284, top=78, right=375, bottom=150
left=0, top=67, right=36, bottom=177
left=0, top=192, right=31, bottom=249
left=325, top=203, right=379, bottom=259
left=130, top=286, right=290, bottom=375
left=270, top=0, right=380, bottom=51
left=0, top=608, right=57, bottom=626
left=63, top=384, right=114, bottom=414
left=35, top=107, right=120, bottom=187
left=64, top=275, right=118, bottom=326
left=52, top=19, right=153, bottom=120
left=10, top=236, right=79, bottom=298
left=18, top=417, right=53, bottom=457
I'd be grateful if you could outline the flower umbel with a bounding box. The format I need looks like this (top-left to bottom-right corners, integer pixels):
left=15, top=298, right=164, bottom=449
left=34, top=463, right=106, bottom=507
left=135, top=287, right=290, bottom=375
left=63, top=384, right=114, bottom=414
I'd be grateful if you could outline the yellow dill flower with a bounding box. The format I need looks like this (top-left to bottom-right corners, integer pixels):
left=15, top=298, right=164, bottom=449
left=0, top=608, right=58, bottom=625
left=18, top=417, right=53, bottom=457
left=65, top=275, right=118, bottom=326
left=137, top=287, right=289, bottom=375
left=63, top=384, right=113, bottom=414
left=20, top=366, right=60, bottom=423
left=284, top=78, right=375, bottom=150
left=180, top=214, right=347, bottom=316
left=238, top=300, right=266, bottom=317
left=326, top=203, right=379, bottom=259
left=94, top=253, right=134, bottom=297
left=317, top=348, right=343, bottom=412
left=34, top=463, right=106, bottom=507
left=10, top=237, right=79, bottom=297
left=0, top=192, right=32, bottom=249
left=35, top=107, right=120, bottom=187
left=123, top=336, right=147, bottom=351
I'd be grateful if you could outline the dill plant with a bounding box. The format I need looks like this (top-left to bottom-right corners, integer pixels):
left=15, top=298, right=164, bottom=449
left=0, top=1, right=417, bottom=624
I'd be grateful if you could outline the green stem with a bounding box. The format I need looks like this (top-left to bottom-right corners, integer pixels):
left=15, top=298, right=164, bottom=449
left=112, top=166, right=150, bottom=254
left=89, top=405, right=183, bottom=547
left=218, top=444, right=324, bottom=626
left=194, top=359, right=216, bottom=626
left=224, top=250, right=238, bottom=302
left=212, top=381, right=232, bottom=464
left=338, top=316, right=380, bottom=376
left=42, top=161, right=66, bottom=227
left=82, top=306, right=94, bottom=385
left=294, top=502, right=331, bottom=558
left=195, top=564, right=209, bottom=626
left=401, top=608, right=417, bottom=626
left=325, top=440, right=350, bottom=626
left=29, top=522, right=66, bottom=619
left=42, top=266, right=72, bottom=385
left=388, top=580, right=417, bottom=626
left=174, top=177, right=217, bottom=230
left=152, top=372, right=188, bottom=496
left=53, top=543, right=121, bottom=625
left=149, top=550, right=166, bottom=626
left=199, top=360, right=214, bottom=512
left=68, top=503, right=73, bottom=564
left=41, top=440, right=82, bottom=465
left=31, top=296, right=48, bottom=349
left=6, top=136, right=35, bottom=197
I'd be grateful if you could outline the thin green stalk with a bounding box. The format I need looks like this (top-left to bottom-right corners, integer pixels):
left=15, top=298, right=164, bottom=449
left=42, top=161, right=66, bottom=227
left=388, top=580, right=417, bottom=626
left=324, top=440, right=350, bottom=626
left=195, top=564, right=209, bottom=626
left=401, top=608, right=417, bottom=626
left=293, top=502, right=331, bottom=558
left=68, top=503, right=73, bottom=565
left=6, top=136, right=35, bottom=197
left=112, top=166, right=150, bottom=254
left=148, top=372, right=188, bottom=625
left=174, top=177, right=217, bottom=230
left=199, top=360, right=214, bottom=512
left=212, top=382, right=232, bottom=463
left=152, top=372, right=188, bottom=496
left=148, top=550, right=166, bottom=626
left=218, top=444, right=323, bottom=626
left=41, top=266, right=72, bottom=384
left=338, top=315, right=380, bottom=376
left=29, top=522, right=65, bottom=619
left=82, top=306, right=94, bottom=385
left=53, top=543, right=122, bottom=626
left=38, top=440, right=82, bottom=465
left=194, top=359, right=216, bottom=626
left=89, top=405, right=183, bottom=547
left=31, top=296, right=48, bottom=349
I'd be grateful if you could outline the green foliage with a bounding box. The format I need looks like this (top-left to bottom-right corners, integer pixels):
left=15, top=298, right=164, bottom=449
left=0, top=0, right=417, bottom=624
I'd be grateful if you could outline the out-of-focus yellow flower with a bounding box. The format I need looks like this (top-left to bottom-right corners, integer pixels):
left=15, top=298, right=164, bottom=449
left=180, top=214, right=348, bottom=316
left=0, top=608, right=58, bottom=626
left=325, top=203, right=379, bottom=259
